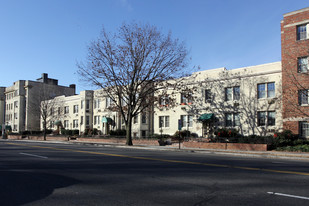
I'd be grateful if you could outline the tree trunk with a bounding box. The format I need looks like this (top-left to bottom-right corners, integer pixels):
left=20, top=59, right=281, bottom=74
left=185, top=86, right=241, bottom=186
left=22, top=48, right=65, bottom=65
left=43, top=122, right=47, bottom=141
left=125, top=117, right=133, bottom=146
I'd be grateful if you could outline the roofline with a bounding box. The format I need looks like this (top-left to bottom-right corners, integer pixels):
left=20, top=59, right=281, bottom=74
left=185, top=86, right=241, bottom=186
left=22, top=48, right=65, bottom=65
left=283, top=7, right=309, bottom=17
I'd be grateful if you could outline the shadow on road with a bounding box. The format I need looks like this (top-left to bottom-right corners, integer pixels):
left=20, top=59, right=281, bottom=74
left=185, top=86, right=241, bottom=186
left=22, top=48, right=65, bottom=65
left=0, top=171, right=79, bottom=206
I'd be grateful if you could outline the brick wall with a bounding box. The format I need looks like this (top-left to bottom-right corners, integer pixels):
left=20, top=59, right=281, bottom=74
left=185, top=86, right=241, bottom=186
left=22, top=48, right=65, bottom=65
left=281, top=8, right=309, bottom=134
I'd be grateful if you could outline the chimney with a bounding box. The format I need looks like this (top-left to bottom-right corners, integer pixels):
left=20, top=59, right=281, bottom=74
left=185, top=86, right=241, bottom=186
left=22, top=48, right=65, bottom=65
left=69, top=84, right=76, bottom=94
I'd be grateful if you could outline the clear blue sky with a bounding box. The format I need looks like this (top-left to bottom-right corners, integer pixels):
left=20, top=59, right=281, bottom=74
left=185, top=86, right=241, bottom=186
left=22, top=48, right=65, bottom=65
left=0, top=0, right=308, bottom=93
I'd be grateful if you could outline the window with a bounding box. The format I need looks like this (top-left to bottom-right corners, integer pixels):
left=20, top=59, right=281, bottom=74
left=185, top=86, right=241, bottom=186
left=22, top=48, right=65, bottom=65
left=64, top=120, right=69, bottom=128
left=181, top=115, right=193, bottom=127
left=159, top=116, right=170, bottom=128
left=94, top=116, right=100, bottom=125
left=106, top=97, right=113, bottom=108
left=225, top=113, right=233, bottom=127
left=80, top=116, right=84, bottom=125
left=14, top=101, right=18, bottom=108
left=181, top=93, right=192, bottom=104
left=257, top=112, right=266, bottom=126
left=81, top=100, right=84, bottom=109
left=73, top=105, right=79, bottom=113
left=298, top=57, right=308, bottom=73
left=159, top=96, right=169, bottom=106
left=258, top=83, right=275, bottom=99
left=50, top=121, right=54, bottom=128
left=299, top=90, right=309, bottom=105
left=267, top=111, right=276, bottom=126
left=14, top=113, right=17, bottom=119
left=267, top=83, right=275, bottom=98
left=300, top=122, right=309, bottom=138
left=58, top=107, right=61, bottom=115
left=86, top=100, right=90, bottom=110
left=94, top=99, right=101, bottom=109
left=142, top=113, right=147, bottom=124
left=86, top=116, right=90, bottom=125
left=225, top=113, right=240, bottom=127
left=225, top=86, right=240, bottom=101
left=297, top=24, right=309, bottom=40
left=233, top=86, right=240, bottom=100
left=64, top=106, right=69, bottom=114
left=73, top=120, right=78, bottom=128
left=258, top=111, right=276, bottom=126
left=205, top=89, right=212, bottom=102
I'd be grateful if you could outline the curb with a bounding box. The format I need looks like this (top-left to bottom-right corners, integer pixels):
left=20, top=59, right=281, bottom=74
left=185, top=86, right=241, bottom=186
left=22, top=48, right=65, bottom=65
left=2, top=139, right=309, bottom=161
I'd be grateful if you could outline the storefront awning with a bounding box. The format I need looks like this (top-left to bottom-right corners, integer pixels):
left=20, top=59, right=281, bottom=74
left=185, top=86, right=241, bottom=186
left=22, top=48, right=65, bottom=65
left=102, top=117, right=113, bottom=123
left=198, top=113, right=214, bottom=121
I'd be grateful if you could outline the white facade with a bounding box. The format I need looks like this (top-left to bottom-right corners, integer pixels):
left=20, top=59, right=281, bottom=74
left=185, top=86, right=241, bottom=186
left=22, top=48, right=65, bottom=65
left=42, top=62, right=283, bottom=138
left=2, top=73, right=75, bottom=133
left=154, top=62, right=283, bottom=137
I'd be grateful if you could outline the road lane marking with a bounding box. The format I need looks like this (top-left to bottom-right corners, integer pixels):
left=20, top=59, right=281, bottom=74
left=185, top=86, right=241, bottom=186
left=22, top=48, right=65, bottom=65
left=7, top=142, right=309, bottom=176
left=20, top=152, right=48, bottom=159
left=267, top=192, right=309, bottom=200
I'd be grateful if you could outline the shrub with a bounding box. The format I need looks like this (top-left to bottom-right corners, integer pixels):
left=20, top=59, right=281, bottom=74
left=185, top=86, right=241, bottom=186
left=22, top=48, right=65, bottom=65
left=110, top=129, right=126, bottom=136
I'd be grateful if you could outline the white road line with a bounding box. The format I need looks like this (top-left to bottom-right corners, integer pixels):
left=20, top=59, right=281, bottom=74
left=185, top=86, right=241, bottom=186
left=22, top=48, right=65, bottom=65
left=267, top=192, right=309, bottom=200
left=19, top=152, right=48, bottom=159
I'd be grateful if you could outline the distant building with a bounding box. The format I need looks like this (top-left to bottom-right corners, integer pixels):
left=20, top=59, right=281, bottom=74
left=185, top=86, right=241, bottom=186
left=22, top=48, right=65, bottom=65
left=3, top=73, right=75, bottom=133
left=281, top=7, right=309, bottom=138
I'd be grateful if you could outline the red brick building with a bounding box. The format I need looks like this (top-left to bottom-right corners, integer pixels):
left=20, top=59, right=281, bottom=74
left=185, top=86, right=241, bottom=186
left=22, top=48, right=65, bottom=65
left=281, top=7, right=309, bottom=138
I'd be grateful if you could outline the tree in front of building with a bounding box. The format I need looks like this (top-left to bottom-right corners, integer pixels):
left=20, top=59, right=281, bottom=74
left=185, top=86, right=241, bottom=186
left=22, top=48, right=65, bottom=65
left=78, top=22, right=188, bottom=145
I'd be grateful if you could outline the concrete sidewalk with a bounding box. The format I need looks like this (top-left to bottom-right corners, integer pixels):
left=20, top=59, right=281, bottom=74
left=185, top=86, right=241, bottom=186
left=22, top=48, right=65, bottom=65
left=2, top=138, right=309, bottom=161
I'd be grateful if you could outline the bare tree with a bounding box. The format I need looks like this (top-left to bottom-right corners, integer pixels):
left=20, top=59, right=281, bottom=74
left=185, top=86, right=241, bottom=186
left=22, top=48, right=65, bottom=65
left=40, top=97, right=63, bottom=140
left=78, top=22, right=188, bottom=145
left=28, top=84, right=64, bottom=140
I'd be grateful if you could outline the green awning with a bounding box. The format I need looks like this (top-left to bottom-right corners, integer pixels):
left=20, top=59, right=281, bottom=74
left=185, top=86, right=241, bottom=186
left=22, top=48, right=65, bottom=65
left=198, top=113, right=214, bottom=121
left=54, top=120, right=62, bottom=126
left=102, top=117, right=112, bottom=123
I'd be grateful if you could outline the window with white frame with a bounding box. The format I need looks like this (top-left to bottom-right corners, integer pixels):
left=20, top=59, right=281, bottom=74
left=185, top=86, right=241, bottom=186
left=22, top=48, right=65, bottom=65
left=225, top=113, right=240, bottom=127
left=299, top=89, right=309, bottom=105
left=80, top=116, right=84, bottom=125
left=106, top=97, right=113, bottom=108
left=297, top=24, right=309, bottom=40
left=181, top=93, right=192, bottom=104
left=205, top=89, right=212, bottom=102
left=73, top=105, right=79, bottom=113
left=300, top=122, right=309, bottom=138
left=49, top=121, right=54, bottom=128
left=94, top=99, right=101, bottom=109
left=94, top=116, right=100, bottom=125
left=73, top=119, right=78, bottom=128
left=257, top=83, right=275, bottom=99
left=159, top=95, right=169, bottom=106
left=159, top=116, right=170, bottom=128
left=298, top=57, right=309, bottom=73
left=64, top=106, right=69, bottom=114
left=257, top=111, right=276, bottom=126
left=225, top=86, right=240, bottom=101
left=64, top=120, right=69, bottom=128
left=181, top=115, right=193, bottom=128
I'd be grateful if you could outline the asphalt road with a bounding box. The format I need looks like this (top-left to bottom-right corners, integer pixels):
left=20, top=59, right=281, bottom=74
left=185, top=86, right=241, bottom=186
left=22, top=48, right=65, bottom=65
left=1, top=140, right=309, bottom=206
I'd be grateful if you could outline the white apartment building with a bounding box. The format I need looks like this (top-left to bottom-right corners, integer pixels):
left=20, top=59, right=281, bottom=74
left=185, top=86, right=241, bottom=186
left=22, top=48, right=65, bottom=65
left=154, top=62, right=283, bottom=137
left=42, top=62, right=282, bottom=138
left=2, top=73, right=75, bottom=133
left=45, top=89, right=154, bottom=137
